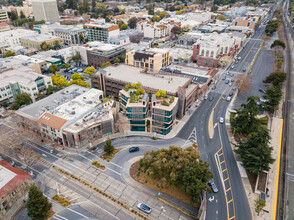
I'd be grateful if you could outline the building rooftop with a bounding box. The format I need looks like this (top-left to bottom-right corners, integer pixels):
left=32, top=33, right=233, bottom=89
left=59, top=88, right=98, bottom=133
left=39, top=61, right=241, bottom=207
left=101, top=65, right=190, bottom=94
left=20, top=34, right=60, bottom=42
left=86, top=41, right=122, bottom=52
left=0, top=55, right=45, bottom=72
left=85, top=21, right=118, bottom=29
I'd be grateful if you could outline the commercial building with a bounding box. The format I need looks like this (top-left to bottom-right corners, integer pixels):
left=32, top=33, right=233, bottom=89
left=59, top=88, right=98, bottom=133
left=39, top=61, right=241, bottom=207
left=136, top=20, right=172, bottom=39
left=0, top=67, right=52, bottom=104
left=0, top=10, right=8, bottom=23
left=125, top=48, right=170, bottom=73
left=16, top=85, right=115, bottom=149
left=0, top=55, right=47, bottom=74
left=0, top=160, right=32, bottom=220
left=91, top=64, right=198, bottom=118
left=20, top=34, right=63, bottom=50
left=192, top=32, right=239, bottom=67
left=0, top=22, right=10, bottom=32
left=120, top=89, right=149, bottom=132
left=54, top=26, right=87, bottom=45
left=151, top=94, right=178, bottom=135
left=85, top=22, right=120, bottom=42
left=31, top=0, right=60, bottom=23
left=108, top=34, right=130, bottom=46
left=2, top=1, right=33, bottom=18
left=76, top=41, right=126, bottom=67
left=0, top=29, right=37, bottom=50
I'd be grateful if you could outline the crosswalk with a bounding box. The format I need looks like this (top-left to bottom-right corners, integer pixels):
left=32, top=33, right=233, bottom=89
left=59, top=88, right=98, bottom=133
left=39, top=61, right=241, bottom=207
left=38, top=158, right=52, bottom=168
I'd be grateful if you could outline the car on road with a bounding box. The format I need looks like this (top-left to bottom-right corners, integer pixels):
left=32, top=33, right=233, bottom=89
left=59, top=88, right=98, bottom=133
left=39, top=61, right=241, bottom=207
left=226, top=72, right=230, bottom=75
left=42, top=154, right=47, bottom=157
left=231, top=65, right=235, bottom=69
left=235, top=60, right=239, bottom=64
left=231, top=79, right=235, bottom=82
left=129, top=147, right=140, bottom=153
left=137, top=203, right=152, bottom=214
left=242, top=67, right=246, bottom=72
left=238, top=56, right=241, bottom=60
left=232, top=86, right=237, bottom=90
left=212, top=85, right=216, bottom=90
left=229, top=92, right=233, bottom=96
left=208, top=179, right=218, bottom=193
left=204, top=95, right=208, bottom=100
left=227, top=96, right=231, bottom=101
left=209, top=96, right=214, bottom=101
left=230, top=73, right=234, bottom=77
left=259, top=88, right=266, bottom=93
left=219, top=117, right=224, bottom=123
left=222, top=76, right=226, bottom=80
left=225, top=80, right=230, bottom=84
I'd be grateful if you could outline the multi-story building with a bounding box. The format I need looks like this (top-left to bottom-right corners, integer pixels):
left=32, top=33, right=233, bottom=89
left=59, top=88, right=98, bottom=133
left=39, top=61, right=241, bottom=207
left=85, top=22, right=120, bottom=42
left=0, top=29, right=37, bottom=50
left=76, top=41, right=126, bottom=67
left=91, top=64, right=198, bottom=118
left=151, top=94, right=178, bottom=135
left=136, top=20, right=172, bottom=39
left=0, top=22, right=10, bottom=32
left=0, top=67, right=52, bottom=104
left=31, top=0, right=59, bottom=23
left=2, top=1, right=33, bottom=18
left=16, top=85, right=115, bottom=149
left=119, top=89, right=149, bottom=132
left=233, top=18, right=256, bottom=30
left=54, top=26, right=87, bottom=45
left=108, top=35, right=130, bottom=46
left=192, top=32, right=239, bottom=67
left=0, top=10, right=8, bottom=23
left=0, top=160, right=32, bottom=220
left=20, top=34, right=63, bottom=50
left=125, top=48, right=170, bottom=73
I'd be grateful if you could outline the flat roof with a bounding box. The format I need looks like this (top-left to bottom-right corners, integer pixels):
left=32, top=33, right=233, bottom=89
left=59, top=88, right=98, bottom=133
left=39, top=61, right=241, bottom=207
left=0, top=165, right=17, bottom=189
left=102, top=65, right=190, bottom=94
left=21, top=34, right=60, bottom=42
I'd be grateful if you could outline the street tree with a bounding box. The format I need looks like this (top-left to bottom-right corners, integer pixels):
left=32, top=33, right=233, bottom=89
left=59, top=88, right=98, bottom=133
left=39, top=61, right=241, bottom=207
left=263, top=71, right=286, bottom=87
left=151, top=15, right=161, bottom=22
left=104, top=137, right=114, bottom=155
left=84, top=67, right=95, bottom=75
left=91, top=0, right=96, bottom=12
left=15, top=93, right=31, bottom=106
left=218, top=56, right=232, bottom=67
left=10, top=10, right=18, bottom=21
left=270, top=40, right=286, bottom=49
left=49, top=64, right=60, bottom=74
left=51, top=74, right=68, bottom=88
left=159, top=11, right=168, bottom=19
left=71, top=52, right=82, bottom=63
left=139, top=145, right=212, bottom=204
left=235, top=74, right=252, bottom=95
left=54, top=40, right=60, bottom=49
left=27, top=184, right=52, bottom=220
left=14, top=143, right=40, bottom=168
left=46, top=85, right=56, bottom=95
left=20, top=10, right=26, bottom=19
left=128, top=17, right=138, bottom=29
left=71, top=72, right=84, bottom=80
left=171, top=26, right=182, bottom=36
left=67, top=79, right=90, bottom=88
left=37, top=93, right=45, bottom=100
left=3, top=50, right=16, bottom=58
left=61, top=63, right=71, bottom=70
left=40, top=41, right=49, bottom=51
left=101, top=61, right=111, bottom=68
left=254, top=198, right=266, bottom=215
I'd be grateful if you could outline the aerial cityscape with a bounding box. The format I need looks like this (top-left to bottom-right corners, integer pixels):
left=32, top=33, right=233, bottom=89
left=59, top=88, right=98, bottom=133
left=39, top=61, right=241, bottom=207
left=0, top=0, right=292, bottom=219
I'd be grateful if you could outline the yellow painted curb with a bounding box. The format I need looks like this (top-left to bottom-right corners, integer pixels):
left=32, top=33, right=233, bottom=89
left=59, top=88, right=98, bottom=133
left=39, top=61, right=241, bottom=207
left=157, top=197, right=198, bottom=220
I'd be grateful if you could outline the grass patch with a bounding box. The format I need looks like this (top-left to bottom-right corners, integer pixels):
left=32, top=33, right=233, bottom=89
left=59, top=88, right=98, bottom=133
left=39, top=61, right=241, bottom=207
left=52, top=194, right=71, bottom=207
left=130, top=161, right=198, bottom=207
left=91, top=161, right=105, bottom=170
left=100, top=149, right=120, bottom=161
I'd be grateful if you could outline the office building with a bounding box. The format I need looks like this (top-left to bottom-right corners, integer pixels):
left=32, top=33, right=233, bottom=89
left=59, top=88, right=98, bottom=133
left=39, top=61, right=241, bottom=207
left=0, top=68, right=52, bottom=104
left=125, top=48, right=170, bottom=73
left=85, top=22, right=119, bottom=42
left=0, top=10, right=8, bottom=23
left=0, top=23, right=10, bottom=32
left=31, top=0, right=60, bottom=23
left=120, top=89, right=149, bottom=132
left=54, top=26, right=87, bottom=45
left=16, top=85, right=115, bottom=149
left=20, top=34, right=63, bottom=50
left=0, top=29, right=37, bottom=50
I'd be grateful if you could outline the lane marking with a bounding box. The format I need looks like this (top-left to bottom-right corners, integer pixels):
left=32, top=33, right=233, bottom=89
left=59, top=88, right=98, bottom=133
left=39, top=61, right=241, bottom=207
left=67, top=208, right=89, bottom=219
left=110, top=162, right=122, bottom=168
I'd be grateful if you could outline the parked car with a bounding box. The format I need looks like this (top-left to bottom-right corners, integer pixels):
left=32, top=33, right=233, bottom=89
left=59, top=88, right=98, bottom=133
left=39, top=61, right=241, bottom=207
left=225, top=80, right=230, bottom=84
left=232, top=86, right=237, bottom=90
left=208, top=179, right=218, bottom=193
left=230, top=73, right=234, bottom=77
left=229, top=92, right=233, bottom=96
left=231, top=65, right=235, bottom=69
left=227, top=96, right=231, bottom=101
left=259, top=88, right=266, bottom=93
left=238, top=56, right=241, bottom=60
left=242, top=67, right=246, bottom=72
left=235, top=60, right=239, bottom=64
left=137, top=203, right=152, bottom=214
left=260, top=97, right=267, bottom=103
left=231, top=79, right=235, bottom=82
left=129, top=147, right=140, bottom=153
left=219, top=117, right=224, bottom=123
left=212, top=85, right=216, bottom=90
left=222, top=76, right=226, bottom=80
left=226, top=72, right=230, bottom=75
left=204, top=95, right=208, bottom=100
left=209, top=96, right=214, bottom=101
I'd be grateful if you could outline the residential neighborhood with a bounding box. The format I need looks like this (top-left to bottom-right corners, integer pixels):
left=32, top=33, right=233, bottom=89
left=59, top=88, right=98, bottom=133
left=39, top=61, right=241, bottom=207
left=0, top=0, right=292, bottom=220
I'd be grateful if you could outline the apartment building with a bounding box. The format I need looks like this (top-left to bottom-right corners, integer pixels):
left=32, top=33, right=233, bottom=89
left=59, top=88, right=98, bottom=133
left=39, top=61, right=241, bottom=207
left=91, top=64, right=198, bottom=118
left=151, top=94, right=178, bottom=135
left=0, top=68, right=52, bottom=104
left=192, top=32, right=239, bottom=67
left=125, top=48, right=169, bottom=73
left=2, top=1, right=33, bottom=18
left=136, top=21, right=172, bottom=39
left=54, top=26, right=87, bottom=45
left=20, top=34, right=63, bottom=50
left=0, top=160, right=32, bottom=220
left=120, top=89, right=149, bottom=132
left=233, top=18, right=256, bottom=30
left=85, top=22, right=120, bottom=42
left=0, top=22, right=10, bottom=32
left=0, top=10, right=8, bottom=23
left=0, top=29, right=37, bottom=50
left=31, top=0, right=59, bottom=23
left=16, top=85, right=115, bottom=149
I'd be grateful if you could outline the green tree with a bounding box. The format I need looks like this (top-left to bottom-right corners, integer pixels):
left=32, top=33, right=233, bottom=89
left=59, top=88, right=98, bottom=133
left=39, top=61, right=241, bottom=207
left=171, top=26, right=182, bottom=36
left=104, top=137, right=114, bottom=155
left=151, top=15, right=161, bottom=22
left=119, top=54, right=126, bottom=62
left=113, top=58, right=120, bottom=64
left=67, top=79, right=90, bottom=88
left=37, top=93, right=45, bottom=100
left=84, top=67, right=95, bottom=75
left=211, top=5, right=218, bottom=12
left=20, top=10, right=26, bottom=19
left=46, top=85, right=56, bottom=95
left=216, top=15, right=226, bottom=20
left=2, top=50, right=16, bottom=58
left=40, top=41, right=49, bottom=51
left=2, top=101, right=8, bottom=108
left=71, top=52, right=82, bottom=63
left=265, top=20, right=280, bottom=36
left=15, top=93, right=31, bottom=106
left=49, top=64, right=60, bottom=74
left=159, top=11, right=168, bottom=19
left=83, top=0, right=90, bottom=13
left=10, top=10, right=18, bottom=21
left=101, top=61, right=111, bottom=68
left=254, top=198, right=266, bottom=214
left=270, top=40, right=286, bottom=49
left=91, top=0, right=96, bottom=12
left=128, top=17, right=138, bottom=29
left=61, top=63, right=71, bottom=70
left=10, top=103, right=20, bottom=110
left=263, top=71, right=287, bottom=87
left=54, top=40, right=60, bottom=49
left=79, top=34, right=84, bottom=43
left=27, top=184, right=52, bottom=220
left=120, top=23, right=128, bottom=30
left=148, top=5, right=154, bottom=15
left=71, top=72, right=84, bottom=80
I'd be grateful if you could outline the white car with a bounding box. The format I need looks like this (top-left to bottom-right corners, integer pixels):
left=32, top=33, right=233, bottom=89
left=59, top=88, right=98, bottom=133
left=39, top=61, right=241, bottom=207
left=238, top=56, right=241, bottom=60
left=227, top=96, right=231, bottom=101
left=204, top=95, right=208, bottom=100
left=219, top=117, right=224, bottom=123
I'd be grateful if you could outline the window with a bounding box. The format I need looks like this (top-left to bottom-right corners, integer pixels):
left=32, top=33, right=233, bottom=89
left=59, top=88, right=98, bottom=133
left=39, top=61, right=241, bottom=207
left=5, top=85, right=10, bottom=89
left=32, top=87, right=36, bottom=90
left=0, top=87, right=4, bottom=91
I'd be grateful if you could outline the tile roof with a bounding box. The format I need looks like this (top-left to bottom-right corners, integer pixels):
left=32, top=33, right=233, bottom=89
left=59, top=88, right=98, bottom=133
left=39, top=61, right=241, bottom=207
left=0, top=160, right=31, bottom=198
left=38, top=112, right=67, bottom=130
